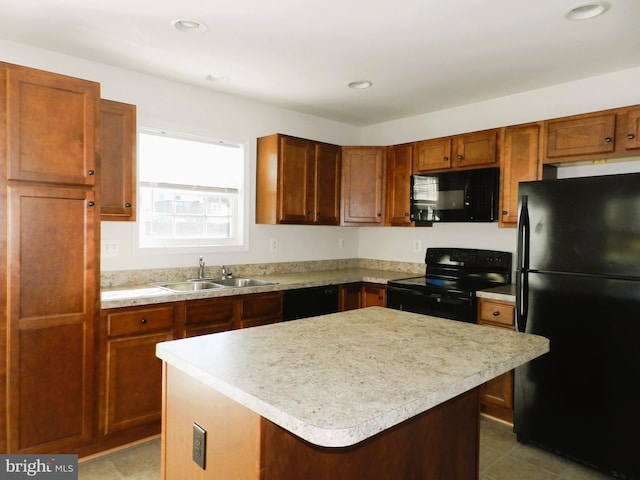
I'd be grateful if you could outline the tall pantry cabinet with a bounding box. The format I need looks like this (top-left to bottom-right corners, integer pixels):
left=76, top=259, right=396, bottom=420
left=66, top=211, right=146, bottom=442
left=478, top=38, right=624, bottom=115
left=0, top=62, right=100, bottom=453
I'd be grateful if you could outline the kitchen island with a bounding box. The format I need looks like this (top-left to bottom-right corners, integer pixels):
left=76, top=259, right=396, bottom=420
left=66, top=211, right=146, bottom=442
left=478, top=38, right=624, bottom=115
left=156, top=307, right=548, bottom=480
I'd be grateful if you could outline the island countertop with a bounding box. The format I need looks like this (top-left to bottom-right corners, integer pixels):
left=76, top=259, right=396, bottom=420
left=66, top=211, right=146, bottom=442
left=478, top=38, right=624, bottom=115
left=156, top=307, right=548, bottom=448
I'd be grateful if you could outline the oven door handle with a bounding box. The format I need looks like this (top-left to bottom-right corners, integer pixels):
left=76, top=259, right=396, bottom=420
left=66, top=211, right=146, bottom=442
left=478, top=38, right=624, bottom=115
left=387, top=287, right=470, bottom=304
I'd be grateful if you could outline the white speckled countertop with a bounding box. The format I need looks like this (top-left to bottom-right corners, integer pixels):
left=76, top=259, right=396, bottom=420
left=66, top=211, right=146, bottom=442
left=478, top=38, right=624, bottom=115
left=156, top=306, right=548, bottom=448
left=101, top=268, right=414, bottom=309
left=476, top=284, right=517, bottom=303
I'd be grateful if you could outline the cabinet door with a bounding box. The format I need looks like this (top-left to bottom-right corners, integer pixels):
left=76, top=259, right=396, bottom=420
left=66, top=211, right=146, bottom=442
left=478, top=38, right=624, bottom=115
left=339, top=283, right=362, bottom=311
left=626, top=108, right=640, bottom=150
left=452, top=130, right=498, bottom=168
left=499, top=124, right=540, bottom=226
left=413, top=138, right=452, bottom=172
left=386, top=144, right=413, bottom=226
left=545, top=112, right=616, bottom=159
left=240, top=292, right=283, bottom=328
left=105, top=331, right=173, bottom=435
left=101, top=99, right=137, bottom=221
left=341, top=147, right=385, bottom=225
left=7, top=184, right=97, bottom=453
left=279, top=136, right=314, bottom=223
left=2, top=62, right=99, bottom=186
left=183, top=296, right=237, bottom=336
left=313, top=142, right=341, bottom=225
left=361, top=284, right=386, bottom=308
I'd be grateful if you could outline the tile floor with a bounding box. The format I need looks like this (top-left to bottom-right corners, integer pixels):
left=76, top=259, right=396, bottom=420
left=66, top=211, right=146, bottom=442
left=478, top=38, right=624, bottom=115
left=78, top=418, right=616, bottom=479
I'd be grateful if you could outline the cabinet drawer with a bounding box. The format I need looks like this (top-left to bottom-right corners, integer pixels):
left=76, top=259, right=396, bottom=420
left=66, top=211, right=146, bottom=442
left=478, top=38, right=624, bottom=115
left=478, top=300, right=514, bottom=327
left=107, top=305, right=175, bottom=337
left=241, top=292, right=283, bottom=320
left=184, top=297, right=236, bottom=326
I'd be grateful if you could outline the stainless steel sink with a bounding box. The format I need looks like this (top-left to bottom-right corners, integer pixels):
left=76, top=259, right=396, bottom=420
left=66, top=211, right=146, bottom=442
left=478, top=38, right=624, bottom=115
left=211, top=278, right=274, bottom=287
left=159, top=281, right=224, bottom=292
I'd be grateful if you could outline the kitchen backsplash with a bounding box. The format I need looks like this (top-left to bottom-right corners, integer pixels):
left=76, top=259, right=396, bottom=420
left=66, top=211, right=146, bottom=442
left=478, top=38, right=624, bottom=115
left=100, top=258, right=424, bottom=288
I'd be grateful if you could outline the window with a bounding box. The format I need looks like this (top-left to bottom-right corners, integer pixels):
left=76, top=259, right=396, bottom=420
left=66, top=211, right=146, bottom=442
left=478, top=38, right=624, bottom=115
left=138, top=131, right=245, bottom=250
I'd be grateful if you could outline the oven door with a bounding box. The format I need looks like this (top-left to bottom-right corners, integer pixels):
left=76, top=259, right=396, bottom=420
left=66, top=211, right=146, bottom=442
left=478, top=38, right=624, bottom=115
left=386, top=285, right=476, bottom=323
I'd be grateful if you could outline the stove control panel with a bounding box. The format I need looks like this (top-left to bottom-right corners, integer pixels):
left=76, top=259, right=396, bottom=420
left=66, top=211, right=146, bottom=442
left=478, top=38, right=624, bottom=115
left=425, top=248, right=512, bottom=270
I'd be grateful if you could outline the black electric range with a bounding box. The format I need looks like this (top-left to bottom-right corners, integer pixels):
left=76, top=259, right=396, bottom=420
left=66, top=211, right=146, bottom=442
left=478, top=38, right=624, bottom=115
left=387, top=248, right=512, bottom=323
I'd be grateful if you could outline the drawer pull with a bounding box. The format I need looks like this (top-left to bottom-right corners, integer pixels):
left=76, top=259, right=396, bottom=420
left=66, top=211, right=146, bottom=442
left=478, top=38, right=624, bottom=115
left=628, top=134, right=636, bottom=140
left=140, top=318, right=148, bottom=324
left=604, top=137, right=612, bottom=143
left=492, top=311, right=500, bottom=316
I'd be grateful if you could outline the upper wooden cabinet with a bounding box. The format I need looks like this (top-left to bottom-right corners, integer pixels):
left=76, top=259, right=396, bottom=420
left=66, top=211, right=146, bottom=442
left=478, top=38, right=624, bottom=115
left=100, top=99, right=137, bottom=221
left=499, top=123, right=541, bottom=227
left=543, top=105, right=640, bottom=163
left=256, top=134, right=341, bottom=225
left=452, top=129, right=498, bottom=169
left=413, top=137, right=452, bottom=172
left=2, top=63, right=99, bottom=186
left=386, top=143, right=413, bottom=226
left=341, top=146, right=386, bottom=225
left=412, top=129, right=498, bottom=173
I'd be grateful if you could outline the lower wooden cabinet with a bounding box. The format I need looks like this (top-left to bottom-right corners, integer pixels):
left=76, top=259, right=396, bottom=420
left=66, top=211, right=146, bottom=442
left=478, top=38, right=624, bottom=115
left=98, top=303, right=180, bottom=452
left=477, top=297, right=515, bottom=423
left=239, top=291, right=283, bottom=329
left=339, top=283, right=387, bottom=310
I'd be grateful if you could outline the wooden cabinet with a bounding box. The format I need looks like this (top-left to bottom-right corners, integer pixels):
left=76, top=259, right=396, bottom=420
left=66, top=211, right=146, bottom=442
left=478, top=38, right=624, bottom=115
left=239, top=291, right=282, bottom=329
left=386, top=143, right=413, bottom=226
left=361, top=283, right=387, bottom=308
left=477, top=298, right=515, bottom=423
left=499, top=124, right=541, bottom=227
left=1, top=62, right=100, bottom=454
left=543, top=105, right=640, bottom=163
left=413, top=137, right=452, bottom=172
left=452, top=129, right=498, bottom=169
left=413, top=129, right=497, bottom=173
left=341, top=147, right=385, bottom=225
left=256, top=134, right=340, bottom=225
left=100, top=304, right=178, bottom=440
left=339, top=283, right=362, bottom=311
left=183, top=296, right=236, bottom=337
left=100, top=99, right=136, bottom=221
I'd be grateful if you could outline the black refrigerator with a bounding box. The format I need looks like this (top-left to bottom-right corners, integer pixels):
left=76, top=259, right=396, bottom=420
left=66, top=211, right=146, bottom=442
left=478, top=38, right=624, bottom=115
left=514, top=172, right=640, bottom=480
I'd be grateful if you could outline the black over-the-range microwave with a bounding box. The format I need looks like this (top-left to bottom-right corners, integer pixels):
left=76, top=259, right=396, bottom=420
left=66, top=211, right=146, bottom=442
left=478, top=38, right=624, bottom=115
left=410, top=167, right=499, bottom=224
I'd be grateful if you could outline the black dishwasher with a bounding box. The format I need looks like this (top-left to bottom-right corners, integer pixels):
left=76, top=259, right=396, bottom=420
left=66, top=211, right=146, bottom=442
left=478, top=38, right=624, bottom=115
left=282, top=285, right=340, bottom=321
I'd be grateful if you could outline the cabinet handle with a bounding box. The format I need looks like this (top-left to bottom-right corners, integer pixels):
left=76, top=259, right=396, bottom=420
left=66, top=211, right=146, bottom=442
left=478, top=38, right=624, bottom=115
left=378, top=295, right=384, bottom=300
left=502, top=210, right=508, bottom=215
left=457, top=154, right=464, bottom=160
left=306, top=211, right=311, bottom=215
left=404, top=212, right=410, bottom=216
left=140, top=318, right=148, bottom=324
left=628, top=134, right=636, bottom=140
left=443, top=156, right=449, bottom=161
left=88, top=169, right=95, bottom=175
left=125, top=202, right=132, bottom=208
left=604, top=137, right=612, bottom=143
left=492, top=311, right=500, bottom=316
left=377, top=213, right=382, bottom=217
left=88, top=201, right=95, bottom=207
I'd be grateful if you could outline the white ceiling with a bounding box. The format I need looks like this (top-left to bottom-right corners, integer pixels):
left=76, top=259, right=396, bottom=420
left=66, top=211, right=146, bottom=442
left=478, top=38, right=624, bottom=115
left=0, top=0, right=638, bottom=126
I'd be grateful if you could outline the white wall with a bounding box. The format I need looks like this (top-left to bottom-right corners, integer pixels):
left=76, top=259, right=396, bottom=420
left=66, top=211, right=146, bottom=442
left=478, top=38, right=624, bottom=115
left=3, top=39, right=640, bottom=271
left=0, top=39, right=362, bottom=271
left=358, top=67, right=640, bottom=263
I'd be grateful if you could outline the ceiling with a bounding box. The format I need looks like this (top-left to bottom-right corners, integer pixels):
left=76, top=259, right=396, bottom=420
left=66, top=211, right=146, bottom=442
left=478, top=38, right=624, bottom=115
left=0, top=0, right=638, bottom=126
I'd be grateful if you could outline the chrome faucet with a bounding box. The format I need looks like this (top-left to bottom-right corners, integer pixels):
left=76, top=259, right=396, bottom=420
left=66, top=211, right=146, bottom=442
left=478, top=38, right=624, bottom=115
left=198, top=256, right=206, bottom=279
left=221, top=265, right=232, bottom=279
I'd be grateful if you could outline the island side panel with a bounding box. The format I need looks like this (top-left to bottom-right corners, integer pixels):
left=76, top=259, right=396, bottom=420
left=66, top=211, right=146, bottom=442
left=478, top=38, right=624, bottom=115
left=161, top=365, right=262, bottom=480
left=261, top=388, right=480, bottom=480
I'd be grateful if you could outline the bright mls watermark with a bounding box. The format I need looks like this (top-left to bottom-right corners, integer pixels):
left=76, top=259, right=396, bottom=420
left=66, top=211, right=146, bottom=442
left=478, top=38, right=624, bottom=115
left=0, top=455, right=77, bottom=479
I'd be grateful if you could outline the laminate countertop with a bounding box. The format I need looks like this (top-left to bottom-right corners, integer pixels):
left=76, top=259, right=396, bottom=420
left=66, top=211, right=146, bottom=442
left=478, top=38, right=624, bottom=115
left=156, top=306, right=548, bottom=448
left=101, top=268, right=414, bottom=309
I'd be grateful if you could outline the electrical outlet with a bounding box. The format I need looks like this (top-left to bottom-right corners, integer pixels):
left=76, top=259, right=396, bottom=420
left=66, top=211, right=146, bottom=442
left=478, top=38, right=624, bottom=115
left=339, top=238, right=345, bottom=249
left=193, top=423, right=206, bottom=469
left=413, top=240, right=422, bottom=253
left=269, top=238, right=278, bottom=252
left=102, top=241, right=119, bottom=257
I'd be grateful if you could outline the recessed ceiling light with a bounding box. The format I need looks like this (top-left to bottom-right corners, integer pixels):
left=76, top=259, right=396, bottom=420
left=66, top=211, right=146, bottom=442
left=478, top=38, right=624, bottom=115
left=171, top=18, right=208, bottom=34
left=564, top=1, right=610, bottom=20
left=348, top=80, right=373, bottom=89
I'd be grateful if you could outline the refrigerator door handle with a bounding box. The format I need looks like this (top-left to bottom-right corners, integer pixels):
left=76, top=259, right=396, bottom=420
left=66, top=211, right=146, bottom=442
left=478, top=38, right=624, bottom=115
left=516, top=195, right=530, bottom=332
